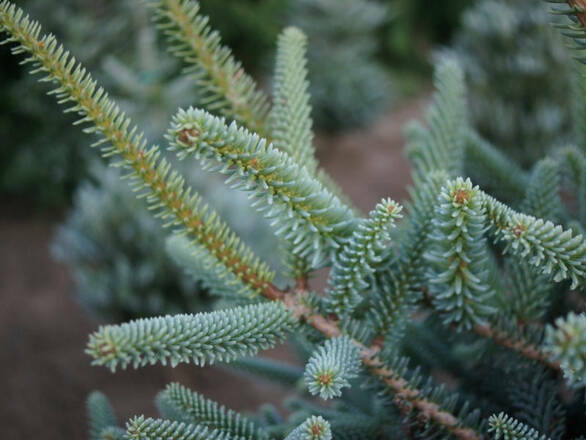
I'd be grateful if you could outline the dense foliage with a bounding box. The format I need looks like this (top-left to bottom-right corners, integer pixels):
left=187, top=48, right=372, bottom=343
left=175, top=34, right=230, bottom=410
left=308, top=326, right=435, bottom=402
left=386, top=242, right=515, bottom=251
left=1, top=0, right=585, bottom=439
left=453, top=0, right=574, bottom=168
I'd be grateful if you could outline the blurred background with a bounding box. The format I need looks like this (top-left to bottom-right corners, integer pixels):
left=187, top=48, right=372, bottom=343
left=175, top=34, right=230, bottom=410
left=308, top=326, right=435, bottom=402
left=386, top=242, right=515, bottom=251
left=0, top=0, right=577, bottom=438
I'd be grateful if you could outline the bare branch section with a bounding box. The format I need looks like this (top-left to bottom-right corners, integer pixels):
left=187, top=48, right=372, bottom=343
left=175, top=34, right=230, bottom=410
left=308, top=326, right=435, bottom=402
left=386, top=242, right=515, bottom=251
left=473, top=324, right=560, bottom=371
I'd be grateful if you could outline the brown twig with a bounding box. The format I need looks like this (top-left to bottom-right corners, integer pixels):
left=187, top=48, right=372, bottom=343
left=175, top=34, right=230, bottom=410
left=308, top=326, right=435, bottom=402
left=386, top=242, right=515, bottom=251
left=276, top=285, right=484, bottom=440
left=568, top=0, right=586, bottom=28
left=473, top=324, right=560, bottom=371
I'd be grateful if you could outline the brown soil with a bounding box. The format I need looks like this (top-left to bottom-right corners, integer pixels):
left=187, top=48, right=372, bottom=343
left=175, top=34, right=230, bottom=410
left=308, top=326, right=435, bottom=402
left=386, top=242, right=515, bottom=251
left=0, top=96, right=426, bottom=439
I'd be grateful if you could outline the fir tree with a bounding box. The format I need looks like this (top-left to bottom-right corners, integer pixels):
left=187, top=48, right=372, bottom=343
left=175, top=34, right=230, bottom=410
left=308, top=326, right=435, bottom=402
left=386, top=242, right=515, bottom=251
left=1, top=1, right=586, bottom=439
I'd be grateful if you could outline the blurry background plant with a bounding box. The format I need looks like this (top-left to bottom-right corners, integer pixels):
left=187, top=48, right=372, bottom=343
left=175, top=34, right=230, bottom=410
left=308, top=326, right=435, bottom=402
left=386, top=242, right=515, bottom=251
left=52, top=161, right=281, bottom=322
left=452, top=0, right=575, bottom=168
left=289, top=0, right=393, bottom=130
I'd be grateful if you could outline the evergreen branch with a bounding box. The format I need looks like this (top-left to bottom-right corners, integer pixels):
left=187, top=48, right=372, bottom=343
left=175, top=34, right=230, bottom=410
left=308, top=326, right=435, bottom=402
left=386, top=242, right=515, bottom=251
left=284, top=416, right=332, bottom=440
left=269, top=27, right=317, bottom=175
left=304, top=336, right=361, bottom=400
left=145, top=0, right=356, bottom=219
left=521, top=158, right=562, bottom=223
left=166, top=235, right=256, bottom=299
left=125, top=416, right=233, bottom=440
left=473, top=324, right=560, bottom=371
left=482, top=193, right=586, bottom=288
left=144, top=0, right=270, bottom=135
left=407, top=57, right=467, bottom=179
left=228, top=356, right=304, bottom=387
left=545, top=312, right=586, bottom=388
left=504, top=258, right=552, bottom=323
left=87, top=391, right=119, bottom=440
left=508, top=369, right=566, bottom=439
left=465, top=131, right=528, bottom=202
left=268, top=26, right=318, bottom=276
left=326, top=199, right=402, bottom=316
left=425, top=178, right=496, bottom=330
left=558, top=145, right=586, bottom=227
left=168, top=108, right=356, bottom=260
left=0, top=0, right=278, bottom=298
left=368, top=172, right=448, bottom=335
left=360, top=350, right=484, bottom=440
left=86, top=302, right=296, bottom=371
left=488, top=413, right=549, bottom=440
left=157, top=383, right=269, bottom=440
left=284, top=294, right=485, bottom=440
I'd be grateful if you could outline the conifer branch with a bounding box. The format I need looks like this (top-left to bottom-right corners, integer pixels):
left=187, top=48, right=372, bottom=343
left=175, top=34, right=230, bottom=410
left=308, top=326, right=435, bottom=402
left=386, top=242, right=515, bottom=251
left=145, top=0, right=359, bottom=219
left=482, top=193, right=586, bottom=288
left=326, top=199, right=402, bottom=316
left=158, top=383, right=269, bottom=440
left=488, top=413, right=549, bottom=440
left=125, top=416, right=231, bottom=440
left=465, top=131, right=528, bottom=202
left=425, top=178, right=496, bottom=330
left=368, top=173, right=447, bottom=334
left=473, top=324, right=560, bottom=371
left=269, top=27, right=317, bottom=175
left=304, top=336, right=361, bottom=400
left=285, top=416, right=332, bottom=440
left=168, top=108, right=356, bottom=259
left=0, top=0, right=278, bottom=298
left=545, top=312, right=586, bottom=388
left=87, top=392, right=119, bottom=440
left=87, top=303, right=296, bottom=371
left=407, top=57, right=467, bottom=179
left=522, top=158, right=563, bottom=222
left=144, top=0, right=270, bottom=135
left=283, top=292, right=485, bottom=440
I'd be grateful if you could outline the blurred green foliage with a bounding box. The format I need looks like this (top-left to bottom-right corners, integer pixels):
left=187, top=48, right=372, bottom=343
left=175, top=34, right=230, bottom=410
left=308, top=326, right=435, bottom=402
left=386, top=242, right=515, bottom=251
left=453, top=0, right=574, bottom=168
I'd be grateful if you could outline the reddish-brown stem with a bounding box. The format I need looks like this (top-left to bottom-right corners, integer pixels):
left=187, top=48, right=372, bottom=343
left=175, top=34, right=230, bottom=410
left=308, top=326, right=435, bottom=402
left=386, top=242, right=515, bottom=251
left=569, top=0, right=586, bottom=27
left=473, top=324, right=560, bottom=371
left=278, top=288, right=484, bottom=440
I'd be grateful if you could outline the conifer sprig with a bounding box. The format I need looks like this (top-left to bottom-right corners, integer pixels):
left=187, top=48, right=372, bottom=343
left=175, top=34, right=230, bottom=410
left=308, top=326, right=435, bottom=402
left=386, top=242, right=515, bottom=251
left=482, top=194, right=586, bottom=288
left=426, top=178, right=495, bottom=330
left=147, top=1, right=354, bottom=217
left=158, top=383, right=269, bottom=440
left=0, top=0, right=277, bottom=298
left=286, top=297, right=484, bottom=440
left=407, top=57, right=467, bottom=179
left=144, top=0, right=270, bottom=135
left=125, top=416, right=232, bottom=440
left=368, top=172, right=447, bottom=335
left=304, top=336, right=361, bottom=400
left=488, top=413, right=549, bottom=440
left=269, top=27, right=317, bottom=175
left=284, top=416, right=332, bottom=440
left=473, top=323, right=559, bottom=371
left=86, top=303, right=296, bottom=371
left=521, top=158, right=562, bottom=222
left=168, top=108, right=356, bottom=259
left=87, top=392, right=119, bottom=440
left=545, top=312, right=586, bottom=388
left=326, top=199, right=402, bottom=316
